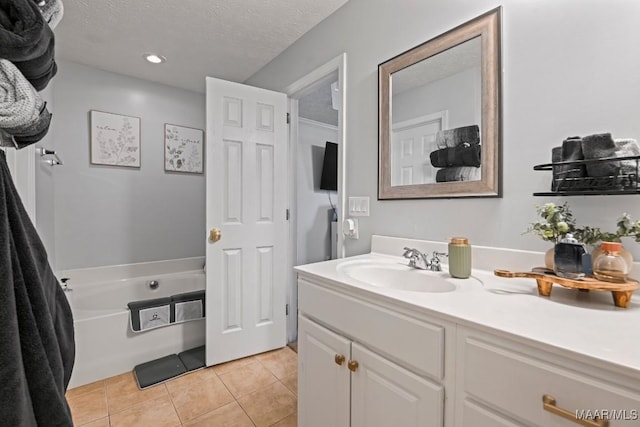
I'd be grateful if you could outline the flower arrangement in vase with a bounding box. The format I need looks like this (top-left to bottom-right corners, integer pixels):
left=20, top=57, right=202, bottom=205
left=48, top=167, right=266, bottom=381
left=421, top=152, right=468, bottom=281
left=526, top=202, right=638, bottom=272
left=524, top=202, right=576, bottom=269
left=574, top=214, right=639, bottom=271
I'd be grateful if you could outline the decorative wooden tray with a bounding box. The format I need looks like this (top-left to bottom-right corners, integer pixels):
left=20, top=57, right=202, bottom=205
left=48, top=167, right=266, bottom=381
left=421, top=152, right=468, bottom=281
left=494, top=269, right=639, bottom=308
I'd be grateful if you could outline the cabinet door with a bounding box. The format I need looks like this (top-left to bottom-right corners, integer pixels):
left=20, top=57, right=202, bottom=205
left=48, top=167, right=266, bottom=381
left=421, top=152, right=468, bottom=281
left=351, top=342, right=444, bottom=427
left=461, top=399, right=523, bottom=427
left=298, top=315, right=351, bottom=427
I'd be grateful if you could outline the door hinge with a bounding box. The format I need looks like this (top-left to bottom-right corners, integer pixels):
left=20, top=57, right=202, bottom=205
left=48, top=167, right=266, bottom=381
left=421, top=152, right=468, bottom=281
left=286, top=304, right=289, bottom=315
left=286, top=113, right=290, bottom=124
left=286, top=209, right=290, bottom=220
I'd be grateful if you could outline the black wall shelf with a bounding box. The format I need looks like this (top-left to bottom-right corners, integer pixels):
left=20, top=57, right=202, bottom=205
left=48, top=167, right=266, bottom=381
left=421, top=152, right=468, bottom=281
left=533, top=155, right=640, bottom=196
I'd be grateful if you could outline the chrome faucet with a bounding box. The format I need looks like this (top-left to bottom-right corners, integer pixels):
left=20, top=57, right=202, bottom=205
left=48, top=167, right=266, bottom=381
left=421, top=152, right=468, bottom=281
left=402, top=247, right=447, bottom=271
left=402, top=247, right=430, bottom=270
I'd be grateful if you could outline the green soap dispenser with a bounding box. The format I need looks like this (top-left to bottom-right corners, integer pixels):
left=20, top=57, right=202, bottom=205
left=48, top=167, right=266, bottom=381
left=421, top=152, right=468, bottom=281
left=448, top=237, right=471, bottom=279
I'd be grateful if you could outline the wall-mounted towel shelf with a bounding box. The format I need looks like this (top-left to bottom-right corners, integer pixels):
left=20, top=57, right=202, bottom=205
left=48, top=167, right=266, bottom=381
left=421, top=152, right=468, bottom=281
left=39, top=147, right=63, bottom=166
left=533, top=155, right=640, bottom=196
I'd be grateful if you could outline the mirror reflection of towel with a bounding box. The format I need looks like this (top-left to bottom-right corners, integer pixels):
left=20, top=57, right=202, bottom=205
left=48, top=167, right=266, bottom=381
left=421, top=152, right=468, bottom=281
left=435, top=125, right=480, bottom=148
left=435, top=166, right=481, bottom=182
left=430, top=144, right=480, bottom=168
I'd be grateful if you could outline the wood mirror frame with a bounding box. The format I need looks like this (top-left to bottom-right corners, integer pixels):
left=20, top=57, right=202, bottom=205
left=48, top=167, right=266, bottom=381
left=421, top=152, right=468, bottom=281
left=378, top=8, right=502, bottom=199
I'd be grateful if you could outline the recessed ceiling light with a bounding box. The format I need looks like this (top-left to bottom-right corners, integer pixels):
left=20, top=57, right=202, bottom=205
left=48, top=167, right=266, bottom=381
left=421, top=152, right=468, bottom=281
left=143, top=53, right=166, bottom=64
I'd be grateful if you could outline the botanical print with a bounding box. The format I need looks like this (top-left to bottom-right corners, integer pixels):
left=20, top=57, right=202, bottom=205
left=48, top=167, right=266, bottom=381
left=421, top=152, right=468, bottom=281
left=90, top=111, right=140, bottom=167
left=164, top=124, right=204, bottom=173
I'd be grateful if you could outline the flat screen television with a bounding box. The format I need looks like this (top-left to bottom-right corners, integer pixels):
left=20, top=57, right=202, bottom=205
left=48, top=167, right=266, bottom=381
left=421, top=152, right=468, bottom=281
left=320, top=141, right=338, bottom=191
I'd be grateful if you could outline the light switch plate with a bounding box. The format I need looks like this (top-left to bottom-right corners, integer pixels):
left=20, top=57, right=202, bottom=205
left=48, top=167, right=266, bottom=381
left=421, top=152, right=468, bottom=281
left=348, top=196, right=370, bottom=217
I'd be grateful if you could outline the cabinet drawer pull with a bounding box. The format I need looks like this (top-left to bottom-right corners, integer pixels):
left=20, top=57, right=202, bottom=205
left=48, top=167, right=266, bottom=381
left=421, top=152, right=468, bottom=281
left=542, top=395, right=610, bottom=427
left=348, top=360, right=359, bottom=372
left=334, top=354, right=345, bottom=366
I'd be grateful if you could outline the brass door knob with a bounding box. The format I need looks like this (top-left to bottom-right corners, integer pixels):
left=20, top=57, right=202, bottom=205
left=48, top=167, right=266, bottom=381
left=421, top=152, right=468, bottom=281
left=334, top=354, right=345, bottom=366
left=209, top=228, right=221, bottom=242
left=347, top=360, right=359, bottom=372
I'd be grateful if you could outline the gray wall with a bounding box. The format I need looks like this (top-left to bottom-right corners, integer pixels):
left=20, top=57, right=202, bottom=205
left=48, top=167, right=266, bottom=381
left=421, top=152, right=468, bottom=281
left=50, top=60, right=206, bottom=270
left=247, top=0, right=640, bottom=260
left=296, top=119, right=338, bottom=265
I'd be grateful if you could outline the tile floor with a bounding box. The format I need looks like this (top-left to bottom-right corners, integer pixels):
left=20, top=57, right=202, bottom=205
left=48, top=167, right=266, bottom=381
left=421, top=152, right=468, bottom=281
left=66, top=347, right=298, bottom=427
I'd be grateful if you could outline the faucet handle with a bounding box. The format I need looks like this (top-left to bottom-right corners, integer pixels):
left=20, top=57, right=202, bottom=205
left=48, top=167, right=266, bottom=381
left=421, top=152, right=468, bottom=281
left=429, top=252, right=447, bottom=271
left=403, top=247, right=421, bottom=268
left=402, top=247, right=417, bottom=257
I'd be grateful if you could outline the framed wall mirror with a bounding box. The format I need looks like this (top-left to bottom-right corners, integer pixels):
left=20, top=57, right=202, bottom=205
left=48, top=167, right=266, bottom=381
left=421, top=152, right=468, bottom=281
left=378, top=7, right=501, bottom=199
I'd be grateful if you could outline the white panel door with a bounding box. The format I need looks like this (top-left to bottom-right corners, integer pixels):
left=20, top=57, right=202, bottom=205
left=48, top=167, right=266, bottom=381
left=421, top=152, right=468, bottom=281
left=391, top=114, right=444, bottom=186
left=351, top=342, right=444, bottom=427
left=298, top=315, right=351, bottom=427
left=205, top=77, right=287, bottom=365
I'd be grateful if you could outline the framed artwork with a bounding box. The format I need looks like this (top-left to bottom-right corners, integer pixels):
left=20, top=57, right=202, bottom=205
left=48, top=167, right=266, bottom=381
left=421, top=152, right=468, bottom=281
left=90, top=110, right=141, bottom=167
left=164, top=123, right=204, bottom=173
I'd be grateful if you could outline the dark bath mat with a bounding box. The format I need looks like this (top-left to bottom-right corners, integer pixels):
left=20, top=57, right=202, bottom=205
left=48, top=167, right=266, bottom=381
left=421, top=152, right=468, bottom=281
left=133, top=354, right=187, bottom=389
left=178, top=345, right=206, bottom=372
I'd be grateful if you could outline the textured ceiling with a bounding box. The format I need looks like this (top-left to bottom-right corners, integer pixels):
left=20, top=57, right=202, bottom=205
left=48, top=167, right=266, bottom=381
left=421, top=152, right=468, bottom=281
left=55, top=0, right=348, bottom=93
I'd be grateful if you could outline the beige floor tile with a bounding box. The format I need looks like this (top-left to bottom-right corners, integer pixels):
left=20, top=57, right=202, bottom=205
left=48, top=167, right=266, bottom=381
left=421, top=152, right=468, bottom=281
left=78, top=416, right=110, bottom=427
left=237, top=382, right=296, bottom=427
left=212, top=354, right=258, bottom=375
left=66, top=380, right=105, bottom=400
left=67, top=387, right=108, bottom=426
left=106, top=371, right=168, bottom=413
left=271, top=411, right=297, bottom=427
left=167, top=369, right=235, bottom=422
left=280, top=374, right=297, bottom=396
left=256, top=347, right=298, bottom=380
left=219, top=361, right=278, bottom=399
left=110, top=395, right=180, bottom=427
left=184, top=401, right=255, bottom=427
left=169, top=366, right=218, bottom=390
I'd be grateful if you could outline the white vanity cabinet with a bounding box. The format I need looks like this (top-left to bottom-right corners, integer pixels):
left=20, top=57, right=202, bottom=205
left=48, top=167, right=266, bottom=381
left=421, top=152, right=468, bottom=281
left=297, top=278, right=453, bottom=427
left=297, top=315, right=351, bottom=427
left=455, top=327, right=640, bottom=427
left=295, top=236, right=640, bottom=427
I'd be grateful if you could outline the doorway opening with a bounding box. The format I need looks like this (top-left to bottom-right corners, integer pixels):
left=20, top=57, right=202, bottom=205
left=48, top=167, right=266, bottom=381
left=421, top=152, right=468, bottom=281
left=284, top=53, right=347, bottom=344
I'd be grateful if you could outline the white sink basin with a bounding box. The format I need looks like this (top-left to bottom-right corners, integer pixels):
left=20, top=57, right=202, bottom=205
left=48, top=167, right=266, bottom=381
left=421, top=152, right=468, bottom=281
left=337, top=259, right=457, bottom=293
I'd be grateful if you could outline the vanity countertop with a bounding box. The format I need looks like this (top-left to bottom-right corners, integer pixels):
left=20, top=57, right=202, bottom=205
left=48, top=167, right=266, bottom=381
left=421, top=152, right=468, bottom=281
left=295, top=236, right=640, bottom=377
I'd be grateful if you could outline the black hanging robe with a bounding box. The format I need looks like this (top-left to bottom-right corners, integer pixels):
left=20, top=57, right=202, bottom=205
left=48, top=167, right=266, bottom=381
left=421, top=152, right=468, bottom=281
left=0, top=150, right=74, bottom=426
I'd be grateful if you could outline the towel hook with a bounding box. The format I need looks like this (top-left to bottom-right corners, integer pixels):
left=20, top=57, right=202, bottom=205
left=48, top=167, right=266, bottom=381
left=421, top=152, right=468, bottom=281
left=39, top=147, right=63, bottom=166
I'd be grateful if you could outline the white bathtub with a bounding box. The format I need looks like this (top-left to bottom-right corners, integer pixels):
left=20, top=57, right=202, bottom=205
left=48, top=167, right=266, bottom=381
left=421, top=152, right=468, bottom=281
left=62, top=257, right=206, bottom=388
